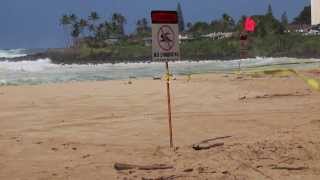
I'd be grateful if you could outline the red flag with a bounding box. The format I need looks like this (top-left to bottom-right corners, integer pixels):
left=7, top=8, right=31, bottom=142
left=244, top=17, right=256, bottom=32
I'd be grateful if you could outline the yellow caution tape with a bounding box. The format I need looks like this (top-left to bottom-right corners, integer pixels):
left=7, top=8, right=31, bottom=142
left=239, top=68, right=320, bottom=92
left=187, top=74, right=192, bottom=82
left=163, top=73, right=173, bottom=81
left=301, top=77, right=320, bottom=91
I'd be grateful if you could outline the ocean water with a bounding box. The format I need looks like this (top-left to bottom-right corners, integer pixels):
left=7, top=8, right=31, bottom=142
left=0, top=49, right=28, bottom=58
left=0, top=48, right=45, bottom=58
left=0, top=49, right=320, bottom=86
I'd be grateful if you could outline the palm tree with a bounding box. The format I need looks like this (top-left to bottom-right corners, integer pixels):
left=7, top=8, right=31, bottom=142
left=71, top=22, right=81, bottom=47
left=89, top=11, right=100, bottom=22
left=222, top=13, right=235, bottom=31
left=60, top=14, right=71, bottom=26
left=69, top=14, right=78, bottom=24
left=267, top=4, right=273, bottom=17
left=141, top=18, right=149, bottom=28
left=187, top=22, right=193, bottom=31
left=88, top=12, right=100, bottom=35
left=60, top=14, right=72, bottom=47
left=136, top=18, right=150, bottom=36
left=94, top=21, right=113, bottom=41
left=111, top=13, right=127, bottom=36
left=79, top=18, right=88, bottom=37
left=95, top=23, right=105, bottom=41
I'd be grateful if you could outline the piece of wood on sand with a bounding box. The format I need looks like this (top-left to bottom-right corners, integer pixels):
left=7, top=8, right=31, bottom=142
left=192, top=136, right=232, bottom=151
left=271, top=166, right=308, bottom=171
left=114, top=163, right=174, bottom=171
left=142, top=175, right=196, bottom=180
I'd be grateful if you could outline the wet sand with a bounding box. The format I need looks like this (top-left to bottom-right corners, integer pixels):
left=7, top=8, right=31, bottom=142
left=1, top=72, right=320, bottom=180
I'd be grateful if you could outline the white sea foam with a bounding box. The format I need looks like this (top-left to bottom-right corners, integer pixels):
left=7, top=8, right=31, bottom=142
left=0, top=57, right=320, bottom=86
left=0, top=58, right=58, bottom=72
left=0, top=49, right=27, bottom=58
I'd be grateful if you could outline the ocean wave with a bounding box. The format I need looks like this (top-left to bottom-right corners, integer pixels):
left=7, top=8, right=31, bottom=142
left=0, top=58, right=57, bottom=72
left=0, top=57, right=320, bottom=86
left=0, top=49, right=28, bottom=58
left=1, top=57, right=319, bottom=72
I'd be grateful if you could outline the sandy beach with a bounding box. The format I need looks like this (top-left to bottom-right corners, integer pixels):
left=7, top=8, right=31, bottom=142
left=1, top=72, right=320, bottom=180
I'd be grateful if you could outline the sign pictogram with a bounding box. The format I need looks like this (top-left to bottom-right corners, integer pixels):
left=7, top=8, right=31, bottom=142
left=158, top=25, right=175, bottom=51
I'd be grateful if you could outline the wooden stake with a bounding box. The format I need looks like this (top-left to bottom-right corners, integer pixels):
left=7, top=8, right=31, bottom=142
left=165, top=61, right=174, bottom=148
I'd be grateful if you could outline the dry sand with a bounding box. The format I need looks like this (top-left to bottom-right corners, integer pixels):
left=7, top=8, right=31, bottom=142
left=1, top=72, right=320, bottom=180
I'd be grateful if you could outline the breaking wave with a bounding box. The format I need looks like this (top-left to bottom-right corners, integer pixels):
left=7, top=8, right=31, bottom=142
left=0, top=58, right=57, bottom=72
left=0, top=57, right=320, bottom=86
left=0, top=49, right=28, bottom=58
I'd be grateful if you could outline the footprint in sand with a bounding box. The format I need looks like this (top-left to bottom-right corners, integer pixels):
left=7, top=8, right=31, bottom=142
left=82, top=154, right=91, bottom=159
left=310, top=120, right=320, bottom=127
left=51, top=147, right=58, bottom=151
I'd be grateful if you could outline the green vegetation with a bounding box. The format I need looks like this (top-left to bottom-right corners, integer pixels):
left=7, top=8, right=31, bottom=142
left=187, top=13, right=235, bottom=37
left=60, top=11, right=129, bottom=48
left=52, top=4, right=320, bottom=64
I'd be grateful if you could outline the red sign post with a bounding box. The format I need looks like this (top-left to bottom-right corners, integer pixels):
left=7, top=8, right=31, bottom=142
left=239, top=17, right=256, bottom=70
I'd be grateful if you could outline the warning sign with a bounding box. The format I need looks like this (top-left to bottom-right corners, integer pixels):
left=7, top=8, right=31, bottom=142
left=151, top=11, right=180, bottom=61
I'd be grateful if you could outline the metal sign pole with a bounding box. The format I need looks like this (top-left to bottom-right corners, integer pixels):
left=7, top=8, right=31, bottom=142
left=240, top=31, right=248, bottom=73
left=165, top=61, right=174, bottom=148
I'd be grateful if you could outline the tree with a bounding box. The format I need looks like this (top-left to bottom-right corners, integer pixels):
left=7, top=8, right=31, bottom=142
left=60, top=14, right=72, bottom=47
left=293, top=6, right=311, bottom=25
left=60, top=14, right=80, bottom=47
left=79, top=18, right=88, bottom=37
left=60, top=14, right=71, bottom=27
left=94, top=21, right=112, bottom=41
left=111, top=13, right=127, bottom=36
left=69, top=14, right=78, bottom=24
left=136, top=18, right=151, bottom=36
left=209, top=13, right=235, bottom=32
left=267, top=4, right=273, bottom=17
left=188, top=22, right=211, bottom=36
left=177, top=3, right=185, bottom=32
left=253, top=14, right=284, bottom=37
left=88, top=12, right=100, bottom=35
left=71, top=22, right=80, bottom=39
left=221, top=13, right=235, bottom=31
left=186, top=22, right=193, bottom=30
left=235, top=15, right=247, bottom=31
left=89, top=11, right=100, bottom=22
left=281, top=11, right=289, bottom=29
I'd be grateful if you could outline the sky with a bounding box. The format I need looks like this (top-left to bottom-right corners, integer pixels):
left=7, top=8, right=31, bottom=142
left=0, top=0, right=310, bottom=49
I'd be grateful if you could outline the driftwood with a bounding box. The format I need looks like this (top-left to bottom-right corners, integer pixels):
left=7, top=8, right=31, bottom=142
left=198, top=136, right=232, bottom=143
left=193, top=142, right=224, bottom=150
left=239, top=93, right=309, bottom=101
left=192, top=136, right=232, bottom=151
left=255, top=93, right=308, bottom=99
left=271, top=166, right=308, bottom=171
left=142, top=175, right=196, bottom=180
left=114, top=163, right=173, bottom=171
